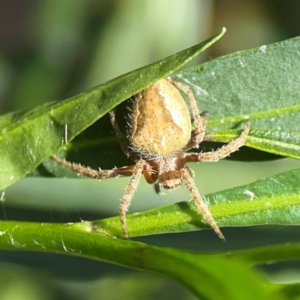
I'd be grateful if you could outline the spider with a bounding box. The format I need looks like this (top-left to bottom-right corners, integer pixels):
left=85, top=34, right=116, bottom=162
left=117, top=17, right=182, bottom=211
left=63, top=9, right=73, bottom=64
left=51, top=78, right=250, bottom=241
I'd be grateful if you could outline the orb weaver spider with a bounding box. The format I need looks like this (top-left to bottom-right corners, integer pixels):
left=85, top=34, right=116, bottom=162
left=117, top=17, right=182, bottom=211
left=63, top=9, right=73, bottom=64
left=51, top=78, right=250, bottom=241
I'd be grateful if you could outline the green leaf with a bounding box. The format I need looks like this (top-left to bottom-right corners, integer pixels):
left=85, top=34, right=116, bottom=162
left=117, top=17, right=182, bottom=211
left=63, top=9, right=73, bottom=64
left=218, top=242, right=300, bottom=299
left=267, top=283, right=300, bottom=300
left=172, top=36, right=300, bottom=159
left=221, top=242, right=300, bottom=266
left=0, top=28, right=226, bottom=190
left=0, top=220, right=272, bottom=300
left=93, top=166, right=300, bottom=238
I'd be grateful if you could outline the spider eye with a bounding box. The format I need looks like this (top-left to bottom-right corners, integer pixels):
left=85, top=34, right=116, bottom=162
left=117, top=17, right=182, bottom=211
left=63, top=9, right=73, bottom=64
left=161, top=178, right=182, bottom=190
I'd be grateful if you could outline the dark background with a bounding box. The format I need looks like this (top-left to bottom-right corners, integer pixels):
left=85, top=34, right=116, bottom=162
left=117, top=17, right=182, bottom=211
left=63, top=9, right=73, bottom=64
left=1, top=1, right=300, bottom=299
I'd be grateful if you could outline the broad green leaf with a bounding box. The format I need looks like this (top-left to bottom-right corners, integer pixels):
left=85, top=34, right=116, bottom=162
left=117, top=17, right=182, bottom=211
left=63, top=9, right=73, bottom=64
left=93, top=166, right=300, bottom=238
left=0, top=220, right=272, bottom=300
left=0, top=28, right=226, bottom=190
left=172, top=36, right=300, bottom=159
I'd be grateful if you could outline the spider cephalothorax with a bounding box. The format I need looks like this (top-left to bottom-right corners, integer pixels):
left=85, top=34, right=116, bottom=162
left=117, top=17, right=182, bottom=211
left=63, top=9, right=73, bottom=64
left=51, top=78, right=250, bottom=241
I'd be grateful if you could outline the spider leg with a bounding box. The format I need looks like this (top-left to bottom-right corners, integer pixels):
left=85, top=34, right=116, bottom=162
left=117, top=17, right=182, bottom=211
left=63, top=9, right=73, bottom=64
left=186, top=120, right=250, bottom=163
left=183, top=114, right=208, bottom=151
left=169, top=79, right=207, bottom=148
left=109, top=109, right=138, bottom=161
left=180, top=167, right=225, bottom=241
left=50, top=155, right=135, bottom=179
left=119, top=159, right=145, bottom=239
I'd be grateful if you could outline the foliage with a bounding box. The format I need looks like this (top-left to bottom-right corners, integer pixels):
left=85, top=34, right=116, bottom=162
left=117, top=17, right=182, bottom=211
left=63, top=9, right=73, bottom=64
left=1, top=28, right=300, bottom=299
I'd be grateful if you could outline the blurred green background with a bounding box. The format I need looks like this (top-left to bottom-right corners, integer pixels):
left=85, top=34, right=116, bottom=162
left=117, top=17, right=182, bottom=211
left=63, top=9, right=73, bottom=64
left=1, top=1, right=300, bottom=299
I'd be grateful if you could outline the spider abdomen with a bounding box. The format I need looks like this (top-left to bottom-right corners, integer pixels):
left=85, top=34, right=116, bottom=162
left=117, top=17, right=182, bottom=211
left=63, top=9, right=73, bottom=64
left=128, top=79, right=191, bottom=156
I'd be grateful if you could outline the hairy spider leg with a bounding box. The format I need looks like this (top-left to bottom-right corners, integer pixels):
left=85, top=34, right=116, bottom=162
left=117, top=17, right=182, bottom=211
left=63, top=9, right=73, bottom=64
left=186, top=120, right=250, bottom=163
left=169, top=80, right=208, bottom=149
left=50, top=155, right=135, bottom=179
left=51, top=154, right=141, bottom=238
left=119, top=159, right=146, bottom=239
left=180, top=167, right=226, bottom=242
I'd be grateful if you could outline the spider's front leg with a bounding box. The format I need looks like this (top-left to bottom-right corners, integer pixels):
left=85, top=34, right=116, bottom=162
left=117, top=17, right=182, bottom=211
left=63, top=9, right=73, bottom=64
left=180, top=167, right=226, bottom=241
left=118, top=159, right=146, bottom=239
left=186, top=120, right=250, bottom=163
left=50, top=155, right=135, bottom=179
left=51, top=154, right=146, bottom=239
